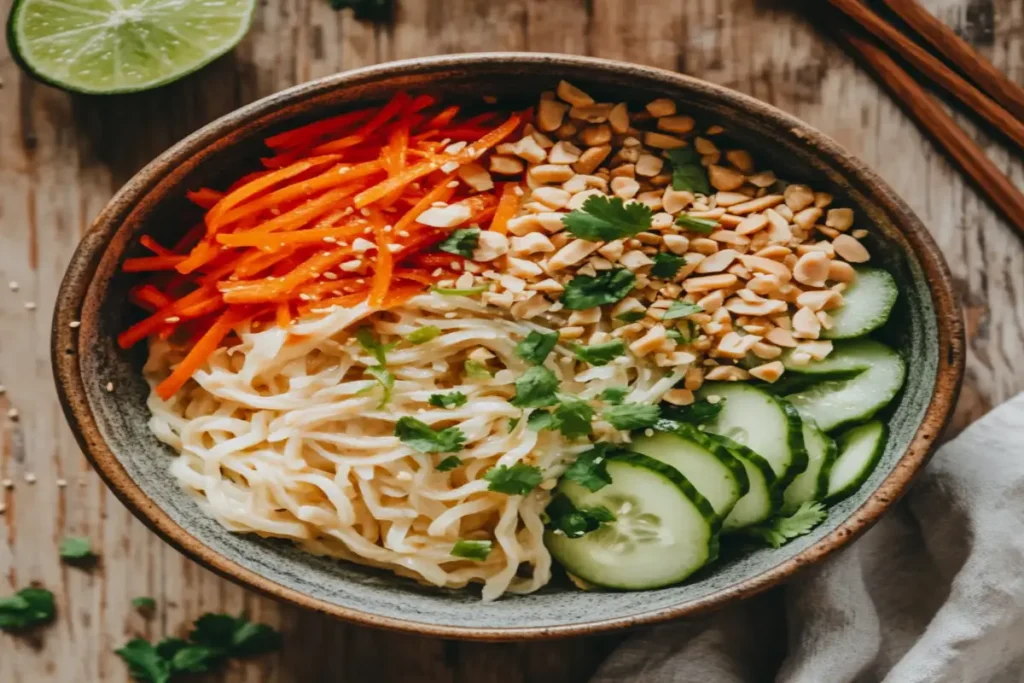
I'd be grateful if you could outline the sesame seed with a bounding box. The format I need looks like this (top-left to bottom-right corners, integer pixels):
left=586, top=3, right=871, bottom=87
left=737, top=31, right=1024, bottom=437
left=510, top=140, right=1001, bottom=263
left=446, top=181, right=459, bottom=189
left=69, top=321, right=81, bottom=328
left=8, top=281, right=19, bottom=292
left=24, top=302, right=36, bottom=311
left=644, top=428, right=655, bottom=437
left=7, top=408, right=18, bottom=420
left=24, top=473, right=36, bottom=484
left=444, top=312, right=457, bottom=319
left=397, top=230, right=410, bottom=238
left=359, top=208, right=370, bottom=217
left=706, top=395, right=721, bottom=404
left=431, top=268, right=443, bottom=277
left=164, top=316, right=181, bottom=323
left=56, top=479, right=67, bottom=487
left=323, top=272, right=338, bottom=280
left=322, top=236, right=337, bottom=243
left=386, top=244, right=402, bottom=253
left=105, top=382, right=115, bottom=392
left=2, top=478, right=13, bottom=488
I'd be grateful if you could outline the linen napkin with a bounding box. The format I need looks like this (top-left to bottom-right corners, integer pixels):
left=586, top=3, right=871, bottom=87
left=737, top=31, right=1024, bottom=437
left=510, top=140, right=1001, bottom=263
left=592, top=392, right=1024, bottom=683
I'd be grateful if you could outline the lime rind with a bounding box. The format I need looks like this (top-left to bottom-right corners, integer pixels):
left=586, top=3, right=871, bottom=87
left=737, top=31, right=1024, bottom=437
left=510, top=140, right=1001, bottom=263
left=8, top=0, right=256, bottom=94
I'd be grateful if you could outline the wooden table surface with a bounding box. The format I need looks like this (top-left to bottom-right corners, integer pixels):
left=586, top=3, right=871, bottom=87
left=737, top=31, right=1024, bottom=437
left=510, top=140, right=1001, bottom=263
left=2, top=0, right=1022, bottom=681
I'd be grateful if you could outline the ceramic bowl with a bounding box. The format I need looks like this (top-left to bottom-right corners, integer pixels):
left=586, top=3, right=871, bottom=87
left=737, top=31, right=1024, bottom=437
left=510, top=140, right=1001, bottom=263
left=52, top=53, right=964, bottom=640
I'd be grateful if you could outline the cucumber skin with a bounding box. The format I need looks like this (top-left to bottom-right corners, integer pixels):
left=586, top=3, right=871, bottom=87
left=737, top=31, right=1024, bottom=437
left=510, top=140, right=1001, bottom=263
left=823, top=267, right=898, bottom=340
left=782, top=417, right=838, bottom=513
left=765, top=368, right=865, bottom=396
left=669, top=423, right=752, bottom=498
left=702, top=432, right=781, bottom=530
left=825, top=421, right=887, bottom=504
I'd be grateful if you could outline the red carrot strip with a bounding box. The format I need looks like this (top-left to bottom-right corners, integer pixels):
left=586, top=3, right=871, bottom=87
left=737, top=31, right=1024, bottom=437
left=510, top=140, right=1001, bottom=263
left=155, top=309, right=250, bottom=400
left=140, top=236, right=174, bottom=257
left=422, top=105, right=460, bottom=130
left=219, top=247, right=353, bottom=304
left=366, top=206, right=393, bottom=308
left=122, top=255, right=187, bottom=273
left=117, top=286, right=221, bottom=349
left=489, top=182, right=521, bottom=235
left=129, top=285, right=174, bottom=311
left=265, top=107, right=375, bottom=150
left=186, top=188, right=224, bottom=209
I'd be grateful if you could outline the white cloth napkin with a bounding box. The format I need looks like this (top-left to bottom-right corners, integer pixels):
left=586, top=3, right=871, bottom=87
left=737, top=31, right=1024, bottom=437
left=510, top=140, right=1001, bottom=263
left=592, top=393, right=1024, bottom=683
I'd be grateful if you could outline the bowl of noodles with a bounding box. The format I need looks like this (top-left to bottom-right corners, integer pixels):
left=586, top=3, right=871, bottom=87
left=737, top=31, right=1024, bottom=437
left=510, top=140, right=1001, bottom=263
left=52, top=53, right=963, bottom=639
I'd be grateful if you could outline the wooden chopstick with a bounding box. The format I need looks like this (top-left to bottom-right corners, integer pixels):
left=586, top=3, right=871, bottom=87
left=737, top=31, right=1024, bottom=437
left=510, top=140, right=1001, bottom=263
left=879, top=0, right=1024, bottom=121
left=826, top=0, right=1024, bottom=154
left=832, top=27, right=1024, bottom=241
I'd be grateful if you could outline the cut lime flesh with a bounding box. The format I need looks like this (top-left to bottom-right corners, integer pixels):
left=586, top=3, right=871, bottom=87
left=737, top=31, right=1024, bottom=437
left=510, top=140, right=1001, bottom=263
left=8, top=0, right=255, bottom=94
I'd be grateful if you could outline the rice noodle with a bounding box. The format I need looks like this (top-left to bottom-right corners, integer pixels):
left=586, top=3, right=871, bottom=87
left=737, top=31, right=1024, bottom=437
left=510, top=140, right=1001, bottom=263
left=145, top=292, right=679, bottom=600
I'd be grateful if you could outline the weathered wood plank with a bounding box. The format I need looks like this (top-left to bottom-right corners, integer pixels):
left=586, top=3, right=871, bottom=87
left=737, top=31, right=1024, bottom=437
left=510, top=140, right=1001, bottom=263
left=1, top=1, right=1021, bottom=681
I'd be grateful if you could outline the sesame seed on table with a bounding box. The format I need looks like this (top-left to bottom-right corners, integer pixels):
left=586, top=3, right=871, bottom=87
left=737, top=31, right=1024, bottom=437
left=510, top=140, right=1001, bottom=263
left=0, top=1, right=1020, bottom=681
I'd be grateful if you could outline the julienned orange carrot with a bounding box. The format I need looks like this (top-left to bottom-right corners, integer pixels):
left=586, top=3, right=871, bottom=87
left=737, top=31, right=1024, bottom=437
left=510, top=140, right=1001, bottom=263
left=215, top=184, right=365, bottom=241
left=174, top=240, right=222, bottom=275
left=216, top=221, right=367, bottom=248
left=117, top=286, right=221, bottom=349
left=276, top=301, right=291, bottom=328
left=490, top=182, right=521, bottom=235
left=140, top=236, right=174, bottom=257
left=186, top=188, right=224, bottom=209
left=265, top=107, right=375, bottom=150
left=393, top=175, right=457, bottom=235
left=366, top=207, right=393, bottom=308
left=423, top=105, right=460, bottom=129
left=129, top=285, right=174, bottom=311
left=155, top=309, right=251, bottom=400
left=122, top=255, right=188, bottom=272
left=204, top=154, right=342, bottom=232
left=219, top=247, right=354, bottom=304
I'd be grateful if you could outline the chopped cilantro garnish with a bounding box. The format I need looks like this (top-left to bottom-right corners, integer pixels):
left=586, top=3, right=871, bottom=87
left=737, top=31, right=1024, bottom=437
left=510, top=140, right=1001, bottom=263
left=395, top=416, right=466, bottom=453
left=450, top=539, right=492, bottom=561
left=0, top=587, right=55, bottom=632
left=355, top=326, right=395, bottom=365
left=561, top=194, right=653, bottom=241
left=600, top=387, right=629, bottom=404
left=551, top=397, right=594, bottom=439
left=363, top=365, right=394, bottom=407
left=562, top=443, right=621, bottom=492
left=464, top=359, right=492, bottom=379
left=614, top=310, right=646, bottom=323
left=405, top=325, right=441, bottom=344
left=561, top=268, right=636, bottom=310
left=603, top=402, right=661, bottom=430
left=509, top=366, right=560, bottom=408
left=437, top=227, right=480, bottom=258
left=667, top=146, right=711, bottom=195
left=675, top=215, right=718, bottom=234
left=526, top=409, right=556, bottom=431
left=748, top=502, right=827, bottom=548
left=663, top=300, right=703, bottom=321
left=428, top=391, right=467, bottom=409
left=508, top=417, right=520, bottom=432
left=484, top=463, right=544, bottom=495
left=545, top=494, right=616, bottom=538
left=573, top=340, right=626, bottom=366
left=515, top=330, right=559, bottom=365
left=436, top=455, right=463, bottom=472
left=650, top=252, right=687, bottom=279
left=59, top=536, right=93, bottom=560
left=660, top=398, right=725, bottom=424
left=431, top=284, right=490, bottom=296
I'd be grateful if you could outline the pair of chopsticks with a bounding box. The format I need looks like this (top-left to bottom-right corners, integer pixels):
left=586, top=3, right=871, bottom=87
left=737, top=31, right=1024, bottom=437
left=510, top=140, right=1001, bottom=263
left=816, top=0, right=1024, bottom=241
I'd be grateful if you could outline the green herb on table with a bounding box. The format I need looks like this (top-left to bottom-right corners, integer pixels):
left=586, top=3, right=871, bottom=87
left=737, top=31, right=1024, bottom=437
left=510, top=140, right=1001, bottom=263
left=132, top=597, right=157, bottom=612
left=675, top=215, right=718, bottom=234
left=663, top=300, right=703, bottom=321
left=573, top=340, right=626, bottom=367
left=437, top=228, right=480, bottom=258
left=405, top=325, right=441, bottom=344
left=428, top=391, right=467, bottom=409
left=0, top=587, right=55, bottom=632
left=484, top=463, right=544, bottom=495
left=748, top=502, right=827, bottom=548
left=395, top=417, right=466, bottom=454
left=515, top=329, right=559, bottom=365
left=667, top=146, right=711, bottom=195
left=58, top=536, right=94, bottom=560
left=561, top=268, right=636, bottom=310
left=561, top=195, right=653, bottom=241
left=650, top=252, right=687, bottom=279
left=545, top=494, right=616, bottom=538
left=603, top=402, right=661, bottom=431
left=450, top=539, right=492, bottom=561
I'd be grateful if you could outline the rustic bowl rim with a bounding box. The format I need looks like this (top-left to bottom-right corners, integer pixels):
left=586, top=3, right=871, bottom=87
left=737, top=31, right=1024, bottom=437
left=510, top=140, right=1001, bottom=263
left=52, top=52, right=964, bottom=641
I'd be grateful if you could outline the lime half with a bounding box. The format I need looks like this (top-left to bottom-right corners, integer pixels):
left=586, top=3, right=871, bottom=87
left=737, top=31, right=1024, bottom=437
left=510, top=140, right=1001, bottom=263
left=7, top=0, right=255, bottom=94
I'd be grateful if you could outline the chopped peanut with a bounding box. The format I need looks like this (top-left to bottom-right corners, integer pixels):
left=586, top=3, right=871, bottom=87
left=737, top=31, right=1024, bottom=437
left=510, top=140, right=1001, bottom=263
left=683, top=273, right=739, bottom=293
left=792, top=251, right=830, bottom=287
left=646, top=98, right=677, bottom=117
left=765, top=327, right=798, bottom=347
left=537, top=98, right=568, bottom=132
left=826, top=208, right=854, bottom=231
left=833, top=234, right=870, bottom=263
left=530, top=164, right=575, bottom=184
left=750, top=361, right=785, bottom=383
left=696, top=248, right=740, bottom=274
left=609, top=103, right=630, bottom=133
left=473, top=232, right=509, bottom=261
left=644, top=131, right=686, bottom=149
left=708, top=165, right=746, bottom=192
left=548, top=239, right=601, bottom=270
left=610, top=176, right=641, bottom=199
left=792, top=306, right=822, bottom=339
left=657, top=115, right=695, bottom=134
left=664, top=388, right=695, bottom=405
left=784, top=184, right=815, bottom=212
left=556, top=80, right=594, bottom=107
left=630, top=324, right=668, bottom=357
left=490, top=155, right=525, bottom=175
left=705, top=365, right=750, bottom=381
left=573, top=145, right=612, bottom=174
left=828, top=260, right=857, bottom=282
left=511, top=233, right=555, bottom=256
left=635, top=154, right=664, bottom=177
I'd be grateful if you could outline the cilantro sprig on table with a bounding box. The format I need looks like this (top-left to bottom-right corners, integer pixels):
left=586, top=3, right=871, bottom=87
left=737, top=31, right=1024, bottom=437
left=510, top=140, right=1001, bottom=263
left=561, top=195, right=653, bottom=241
left=115, top=613, right=282, bottom=683
left=0, top=587, right=55, bottom=632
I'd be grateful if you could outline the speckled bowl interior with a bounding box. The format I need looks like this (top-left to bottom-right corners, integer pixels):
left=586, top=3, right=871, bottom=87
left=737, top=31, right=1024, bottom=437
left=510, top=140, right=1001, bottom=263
left=52, top=54, right=963, bottom=640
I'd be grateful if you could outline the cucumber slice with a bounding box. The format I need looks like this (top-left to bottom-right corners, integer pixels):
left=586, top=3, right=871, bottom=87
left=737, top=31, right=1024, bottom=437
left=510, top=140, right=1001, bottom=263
left=696, top=382, right=808, bottom=485
left=631, top=424, right=749, bottom=521
left=703, top=434, right=779, bottom=531
left=826, top=420, right=887, bottom=502
left=545, top=453, right=718, bottom=590
left=823, top=267, right=898, bottom=339
left=785, top=339, right=906, bottom=432
left=7, top=0, right=255, bottom=94
left=782, top=414, right=837, bottom=512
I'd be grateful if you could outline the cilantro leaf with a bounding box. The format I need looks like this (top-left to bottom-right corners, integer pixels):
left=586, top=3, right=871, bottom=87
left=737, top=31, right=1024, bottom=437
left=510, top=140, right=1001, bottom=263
left=563, top=444, right=618, bottom=492
left=600, top=387, right=629, bottom=404
left=429, top=391, right=467, bottom=409
left=515, top=330, right=559, bottom=365
left=464, top=359, right=492, bottom=378
left=438, top=228, right=481, bottom=258
left=189, top=613, right=282, bottom=657
left=436, top=455, right=463, bottom=472
left=59, top=536, right=93, bottom=560
left=405, top=325, right=441, bottom=344
left=660, top=398, right=725, bottom=424
left=675, top=215, right=718, bottom=234
left=603, top=402, right=661, bottom=430
left=132, top=596, right=157, bottom=611
left=561, top=268, right=636, bottom=310
left=484, top=464, right=544, bottom=495
left=650, top=252, right=687, bottom=279
left=663, top=300, right=703, bottom=321
left=450, top=539, right=492, bottom=560
left=363, top=365, right=394, bottom=407
left=552, top=397, right=595, bottom=439
left=545, top=494, right=616, bottom=538
left=395, top=417, right=466, bottom=453
left=573, top=340, right=626, bottom=366
left=355, top=327, right=396, bottom=365
left=0, top=587, right=55, bottom=631
left=508, top=417, right=520, bottom=432
left=561, top=194, right=653, bottom=241
left=431, top=284, right=490, bottom=296
left=169, top=645, right=224, bottom=674
left=509, top=366, right=560, bottom=408
left=667, top=146, right=711, bottom=195
left=116, top=639, right=172, bottom=683
left=615, top=310, right=646, bottom=323
left=748, top=502, right=828, bottom=548
left=526, top=409, right=556, bottom=432
left=666, top=323, right=693, bottom=344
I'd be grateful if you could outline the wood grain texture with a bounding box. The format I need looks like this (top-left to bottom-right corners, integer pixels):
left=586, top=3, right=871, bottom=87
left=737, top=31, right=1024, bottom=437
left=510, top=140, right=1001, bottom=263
left=1, top=0, right=1021, bottom=681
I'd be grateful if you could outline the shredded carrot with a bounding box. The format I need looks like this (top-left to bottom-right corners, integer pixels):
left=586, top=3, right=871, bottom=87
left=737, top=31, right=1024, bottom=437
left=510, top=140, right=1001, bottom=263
left=186, top=188, right=224, bottom=209
left=216, top=221, right=367, bottom=249
left=276, top=301, right=291, bottom=328
left=366, top=206, right=393, bottom=307
left=265, top=107, right=375, bottom=150
left=490, top=182, right=521, bottom=235
left=129, top=285, right=174, bottom=311
left=423, top=105, right=460, bottom=130
left=219, top=247, right=353, bottom=304
left=117, top=286, right=221, bottom=349
left=174, top=240, right=222, bottom=275
left=139, top=236, right=174, bottom=257
left=122, top=255, right=187, bottom=273
left=155, top=309, right=249, bottom=400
